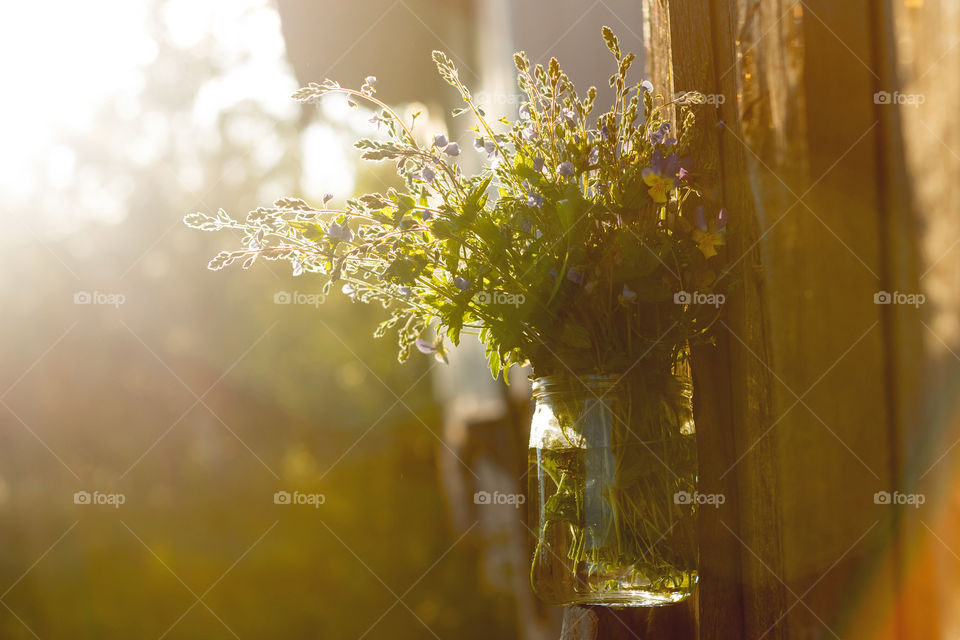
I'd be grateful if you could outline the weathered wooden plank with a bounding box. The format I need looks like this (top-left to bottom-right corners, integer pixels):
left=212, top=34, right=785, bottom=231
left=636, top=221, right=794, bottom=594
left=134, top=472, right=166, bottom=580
left=666, top=2, right=752, bottom=639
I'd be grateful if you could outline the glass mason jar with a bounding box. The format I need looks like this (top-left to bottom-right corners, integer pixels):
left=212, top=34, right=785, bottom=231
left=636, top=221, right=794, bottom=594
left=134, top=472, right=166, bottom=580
left=527, top=372, right=698, bottom=606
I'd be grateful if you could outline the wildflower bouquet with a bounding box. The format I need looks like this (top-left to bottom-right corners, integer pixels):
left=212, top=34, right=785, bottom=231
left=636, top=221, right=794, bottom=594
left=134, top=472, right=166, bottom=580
left=185, top=27, right=727, bottom=382
left=186, top=27, right=727, bottom=606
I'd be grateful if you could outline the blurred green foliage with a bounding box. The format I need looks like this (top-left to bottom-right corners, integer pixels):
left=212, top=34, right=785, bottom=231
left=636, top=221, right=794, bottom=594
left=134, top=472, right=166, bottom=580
left=0, top=2, right=518, bottom=637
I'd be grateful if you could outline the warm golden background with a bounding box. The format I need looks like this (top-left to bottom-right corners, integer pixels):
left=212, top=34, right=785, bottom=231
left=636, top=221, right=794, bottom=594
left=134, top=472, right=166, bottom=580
left=0, top=1, right=645, bottom=638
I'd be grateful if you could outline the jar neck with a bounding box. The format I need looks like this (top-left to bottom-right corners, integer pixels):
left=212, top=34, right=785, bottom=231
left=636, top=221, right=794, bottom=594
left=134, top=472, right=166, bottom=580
left=531, top=371, right=692, bottom=401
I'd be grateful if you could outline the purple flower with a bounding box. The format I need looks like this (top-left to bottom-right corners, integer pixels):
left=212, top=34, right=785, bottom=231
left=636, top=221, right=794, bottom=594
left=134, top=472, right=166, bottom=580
left=342, top=283, right=357, bottom=300
left=641, top=80, right=654, bottom=93
left=567, top=268, right=585, bottom=285
left=695, top=206, right=728, bottom=233
left=484, top=140, right=497, bottom=157
left=601, top=124, right=613, bottom=141
left=421, top=209, right=434, bottom=221
left=522, top=123, right=537, bottom=141
left=527, top=193, right=544, bottom=208
left=558, top=161, right=575, bottom=178
left=560, top=108, right=577, bottom=128
left=421, top=167, right=436, bottom=182
left=474, top=138, right=485, bottom=151
left=643, top=150, right=683, bottom=185
left=620, top=284, right=637, bottom=302
left=651, top=122, right=671, bottom=146
left=589, top=146, right=599, bottom=165
left=398, top=286, right=412, bottom=299
left=695, top=206, right=707, bottom=232
left=678, top=167, right=689, bottom=180
left=328, top=220, right=354, bottom=243
left=444, top=142, right=460, bottom=156
left=433, top=134, right=448, bottom=148
left=453, top=276, right=472, bottom=291
left=533, top=156, right=545, bottom=173
left=519, top=104, right=532, bottom=120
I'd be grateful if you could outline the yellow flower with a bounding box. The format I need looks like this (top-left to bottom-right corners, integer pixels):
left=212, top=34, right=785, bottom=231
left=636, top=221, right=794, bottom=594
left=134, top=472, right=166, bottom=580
left=692, top=229, right=725, bottom=258
left=643, top=172, right=674, bottom=203
left=692, top=207, right=728, bottom=258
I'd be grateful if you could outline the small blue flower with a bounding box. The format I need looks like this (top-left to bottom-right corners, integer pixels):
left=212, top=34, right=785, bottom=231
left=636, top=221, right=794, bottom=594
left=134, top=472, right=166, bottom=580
left=474, top=138, right=485, bottom=151
left=444, top=142, right=460, bottom=156
left=558, top=161, right=575, bottom=178
left=651, top=122, right=672, bottom=145
left=398, top=286, right=412, bottom=299
left=527, top=193, right=544, bottom=208
left=453, top=276, right=472, bottom=291
left=519, top=104, right=532, bottom=120
left=484, top=140, right=497, bottom=157
left=620, top=284, right=637, bottom=303
left=641, top=80, right=654, bottom=93
left=522, top=123, right=537, bottom=141
left=567, top=268, right=585, bottom=285
left=342, top=283, right=357, bottom=300
left=415, top=338, right=438, bottom=355
left=560, top=108, right=577, bottom=128
left=421, top=209, right=434, bottom=221
left=533, top=156, right=545, bottom=173
left=433, top=134, right=448, bottom=148
left=421, top=167, right=436, bottom=182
